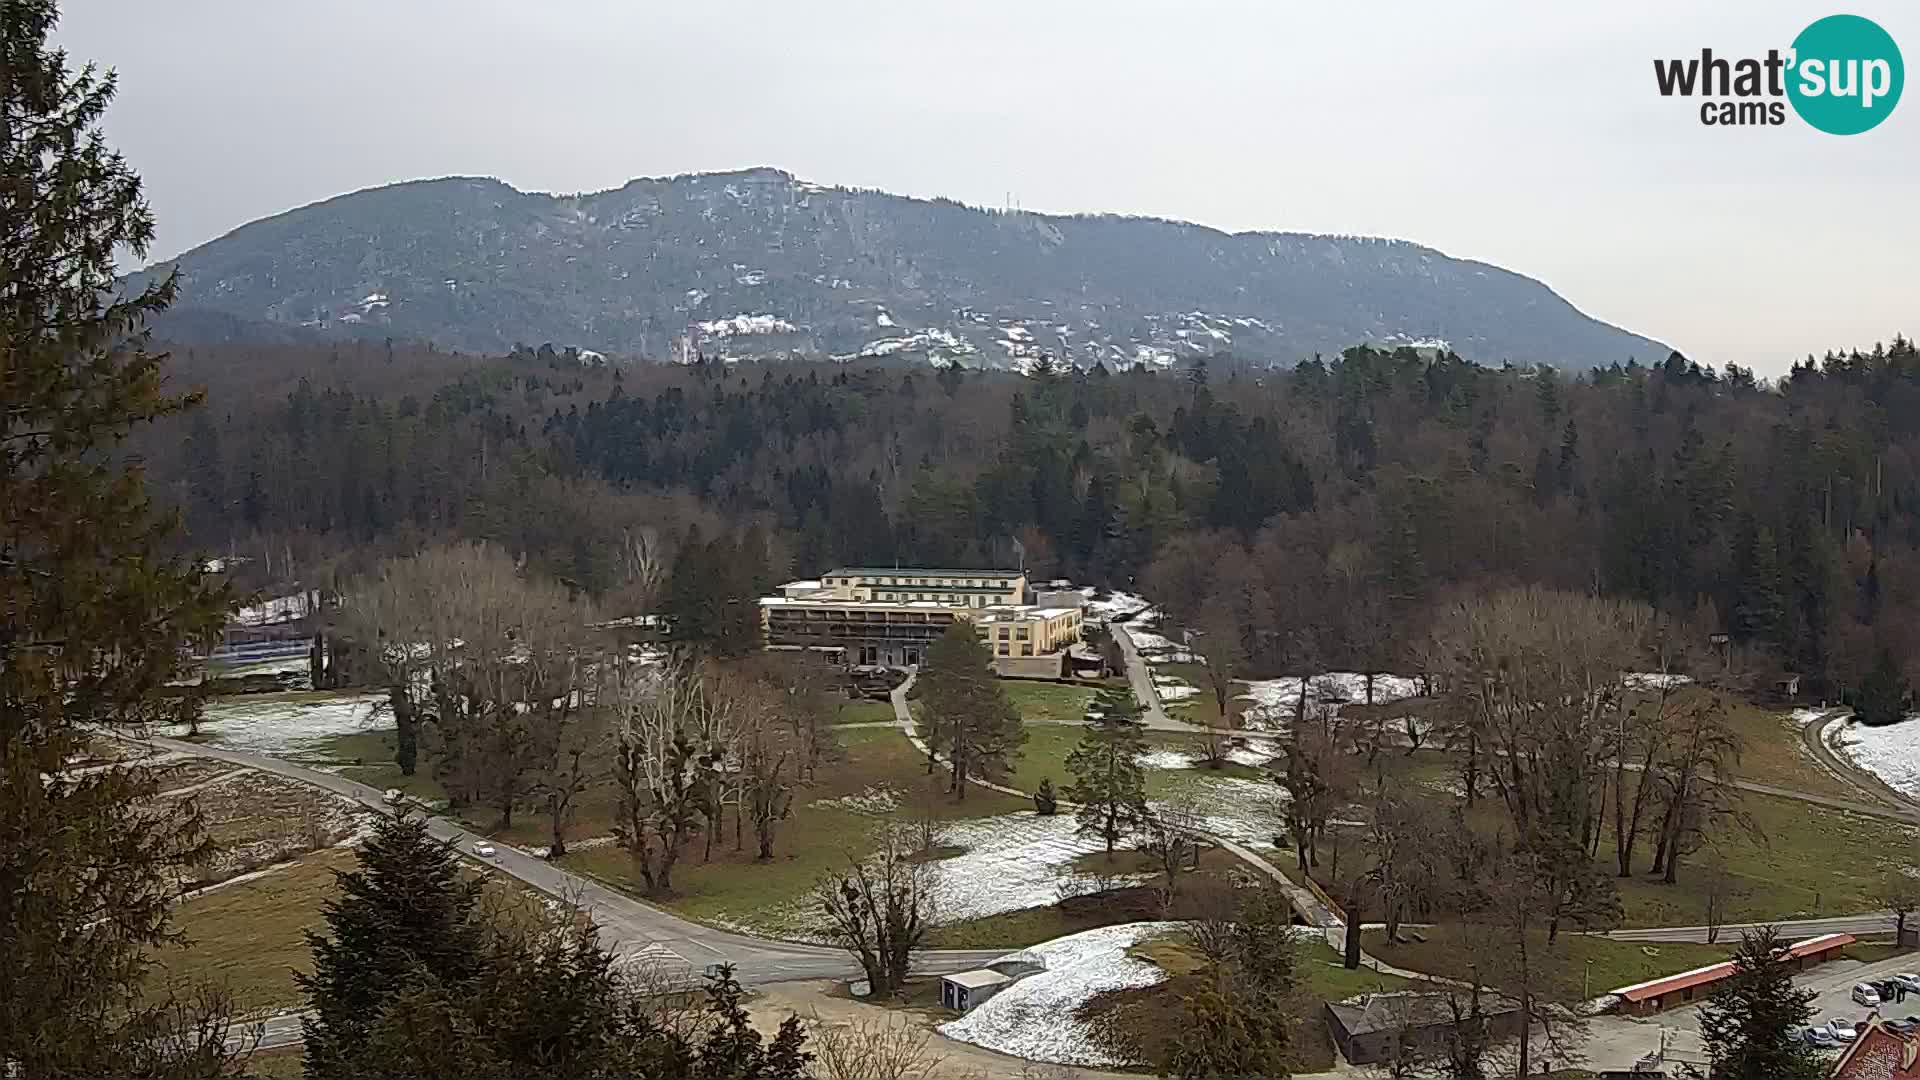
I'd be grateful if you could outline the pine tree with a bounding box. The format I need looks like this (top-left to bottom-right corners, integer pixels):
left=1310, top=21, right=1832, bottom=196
left=300, top=813, right=485, bottom=1077
left=1, top=2, right=238, bottom=1071
left=1063, top=685, right=1150, bottom=858
left=1696, top=927, right=1825, bottom=1080
left=914, top=622, right=1025, bottom=799
left=1856, top=647, right=1910, bottom=726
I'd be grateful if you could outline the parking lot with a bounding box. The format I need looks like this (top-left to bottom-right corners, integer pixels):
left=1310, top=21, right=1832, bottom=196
left=1582, top=947, right=1920, bottom=1073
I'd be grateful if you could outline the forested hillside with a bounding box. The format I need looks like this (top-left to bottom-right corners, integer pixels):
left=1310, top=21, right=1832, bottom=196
left=128, top=168, right=1666, bottom=371
left=143, top=339, right=1920, bottom=698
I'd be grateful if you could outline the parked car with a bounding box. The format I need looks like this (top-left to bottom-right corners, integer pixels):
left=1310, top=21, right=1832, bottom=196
left=1875, top=978, right=1906, bottom=1001
left=1829, top=1017, right=1860, bottom=1041
left=1853, top=983, right=1883, bottom=1007
left=1885, top=1017, right=1920, bottom=1035
left=1804, top=1026, right=1837, bottom=1047
left=1897, top=972, right=1920, bottom=993
left=472, top=840, right=496, bottom=858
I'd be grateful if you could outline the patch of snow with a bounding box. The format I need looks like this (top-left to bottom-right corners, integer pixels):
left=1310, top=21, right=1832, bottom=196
left=1236, top=673, right=1421, bottom=730
left=180, top=692, right=387, bottom=760
left=1154, top=679, right=1201, bottom=704
left=1625, top=672, right=1694, bottom=691
left=928, top=813, right=1143, bottom=922
left=1830, top=717, right=1920, bottom=799
left=939, top=922, right=1179, bottom=1067
left=812, top=785, right=903, bottom=816
left=684, top=288, right=710, bottom=308
left=1081, top=590, right=1152, bottom=621
left=733, top=270, right=767, bottom=286
left=698, top=313, right=796, bottom=337
left=234, top=593, right=311, bottom=626
left=876, top=311, right=896, bottom=328
left=1137, top=749, right=1198, bottom=770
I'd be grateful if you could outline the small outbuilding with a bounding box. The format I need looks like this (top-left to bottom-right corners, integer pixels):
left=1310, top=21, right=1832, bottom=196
left=1325, top=991, right=1523, bottom=1066
left=940, top=969, right=1014, bottom=1012
left=1610, top=932, right=1853, bottom=1016
left=940, top=952, right=1048, bottom=1013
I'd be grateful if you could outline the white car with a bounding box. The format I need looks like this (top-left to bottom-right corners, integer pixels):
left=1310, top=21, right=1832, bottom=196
left=1829, top=1017, right=1859, bottom=1042
left=472, top=840, right=497, bottom=858
left=1896, top=972, right=1920, bottom=993
left=1852, top=983, right=1883, bottom=1007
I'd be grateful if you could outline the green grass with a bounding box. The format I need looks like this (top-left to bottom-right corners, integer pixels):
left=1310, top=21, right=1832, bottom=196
left=1154, top=661, right=1233, bottom=729
left=1611, top=791, right=1911, bottom=927
left=1363, top=926, right=1733, bottom=998
left=833, top=699, right=896, bottom=725
left=1295, top=940, right=1417, bottom=1001
left=1003, top=681, right=1098, bottom=724
left=152, top=847, right=355, bottom=1011
left=1719, top=697, right=1860, bottom=799
left=1001, top=723, right=1230, bottom=798
left=563, top=726, right=1023, bottom=935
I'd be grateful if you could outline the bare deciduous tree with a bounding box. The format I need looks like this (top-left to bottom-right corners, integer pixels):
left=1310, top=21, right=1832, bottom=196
left=815, top=824, right=938, bottom=999
left=606, top=658, right=714, bottom=894
left=803, top=1012, right=944, bottom=1080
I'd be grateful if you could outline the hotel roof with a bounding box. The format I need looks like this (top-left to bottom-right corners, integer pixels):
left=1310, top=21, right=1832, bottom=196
left=825, top=567, right=1025, bottom=579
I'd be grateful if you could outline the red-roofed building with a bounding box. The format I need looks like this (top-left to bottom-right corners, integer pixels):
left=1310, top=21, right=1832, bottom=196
left=1831, top=1016, right=1920, bottom=1078
left=1610, top=933, right=1855, bottom=1016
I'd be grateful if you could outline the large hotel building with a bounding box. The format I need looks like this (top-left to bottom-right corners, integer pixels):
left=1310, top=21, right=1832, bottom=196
left=759, top=567, right=1084, bottom=674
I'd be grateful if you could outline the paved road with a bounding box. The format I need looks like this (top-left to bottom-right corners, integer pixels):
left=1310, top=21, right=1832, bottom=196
left=144, top=734, right=1009, bottom=1048
left=1108, top=622, right=1214, bottom=734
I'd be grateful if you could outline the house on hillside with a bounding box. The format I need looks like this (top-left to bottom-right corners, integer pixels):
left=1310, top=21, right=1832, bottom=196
left=1831, top=1015, right=1920, bottom=1078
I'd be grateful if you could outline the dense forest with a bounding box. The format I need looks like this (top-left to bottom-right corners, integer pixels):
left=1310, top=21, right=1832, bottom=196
left=139, top=337, right=1920, bottom=698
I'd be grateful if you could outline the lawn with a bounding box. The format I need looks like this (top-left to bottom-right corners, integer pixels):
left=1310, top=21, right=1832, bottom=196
left=563, top=725, right=1024, bottom=937
left=155, top=843, right=552, bottom=1014
left=1718, top=697, right=1859, bottom=799
left=1000, top=722, right=1235, bottom=799
left=1611, top=790, right=1911, bottom=927
left=1301, top=753, right=1909, bottom=929
left=833, top=699, right=896, bottom=725
left=1362, top=926, right=1733, bottom=999
left=152, top=847, right=356, bottom=1011
left=1002, top=680, right=1098, bottom=725
left=1153, top=661, right=1234, bottom=730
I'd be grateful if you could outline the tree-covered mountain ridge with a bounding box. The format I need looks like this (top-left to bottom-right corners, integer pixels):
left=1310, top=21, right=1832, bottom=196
left=133, top=167, right=1668, bottom=370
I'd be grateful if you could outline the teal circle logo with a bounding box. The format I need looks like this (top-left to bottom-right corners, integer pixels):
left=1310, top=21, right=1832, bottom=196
left=1787, top=14, right=1903, bottom=134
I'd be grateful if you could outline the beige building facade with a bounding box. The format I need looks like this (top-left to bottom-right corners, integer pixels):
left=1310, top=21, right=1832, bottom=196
left=761, top=568, right=1080, bottom=670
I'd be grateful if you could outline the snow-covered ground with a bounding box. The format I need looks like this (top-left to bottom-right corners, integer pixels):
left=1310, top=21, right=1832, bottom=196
left=939, top=922, right=1178, bottom=1067
left=233, top=592, right=311, bottom=626
left=1138, top=745, right=1279, bottom=771
left=1153, top=675, right=1201, bottom=703
left=1624, top=672, right=1695, bottom=691
left=1237, top=672, right=1423, bottom=731
left=1079, top=589, right=1153, bottom=622
left=929, top=814, right=1147, bottom=922
left=179, top=692, right=388, bottom=760
left=1830, top=716, right=1920, bottom=799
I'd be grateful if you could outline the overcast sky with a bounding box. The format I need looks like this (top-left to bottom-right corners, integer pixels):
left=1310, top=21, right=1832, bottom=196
left=58, top=1, right=1917, bottom=375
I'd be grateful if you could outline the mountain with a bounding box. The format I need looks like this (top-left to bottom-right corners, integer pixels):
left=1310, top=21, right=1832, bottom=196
left=132, top=167, right=1667, bottom=371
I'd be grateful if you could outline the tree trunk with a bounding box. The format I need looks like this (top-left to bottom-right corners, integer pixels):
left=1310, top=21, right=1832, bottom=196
left=548, top=791, right=567, bottom=859
left=1343, top=883, right=1365, bottom=969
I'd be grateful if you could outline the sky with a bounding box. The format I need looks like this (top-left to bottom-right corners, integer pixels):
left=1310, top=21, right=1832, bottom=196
left=57, top=1, right=1918, bottom=376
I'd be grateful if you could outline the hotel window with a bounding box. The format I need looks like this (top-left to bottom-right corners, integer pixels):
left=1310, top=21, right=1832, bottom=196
left=1015, top=628, right=1029, bottom=639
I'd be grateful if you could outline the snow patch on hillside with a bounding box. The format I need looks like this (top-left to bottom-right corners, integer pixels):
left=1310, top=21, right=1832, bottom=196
left=698, top=313, right=796, bottom=337
left=939, top=922, right=1178, bottom=1067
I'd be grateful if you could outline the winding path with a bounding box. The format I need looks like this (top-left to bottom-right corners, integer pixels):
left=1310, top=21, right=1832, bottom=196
left=140, top=735, right=1010, bottom=1047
